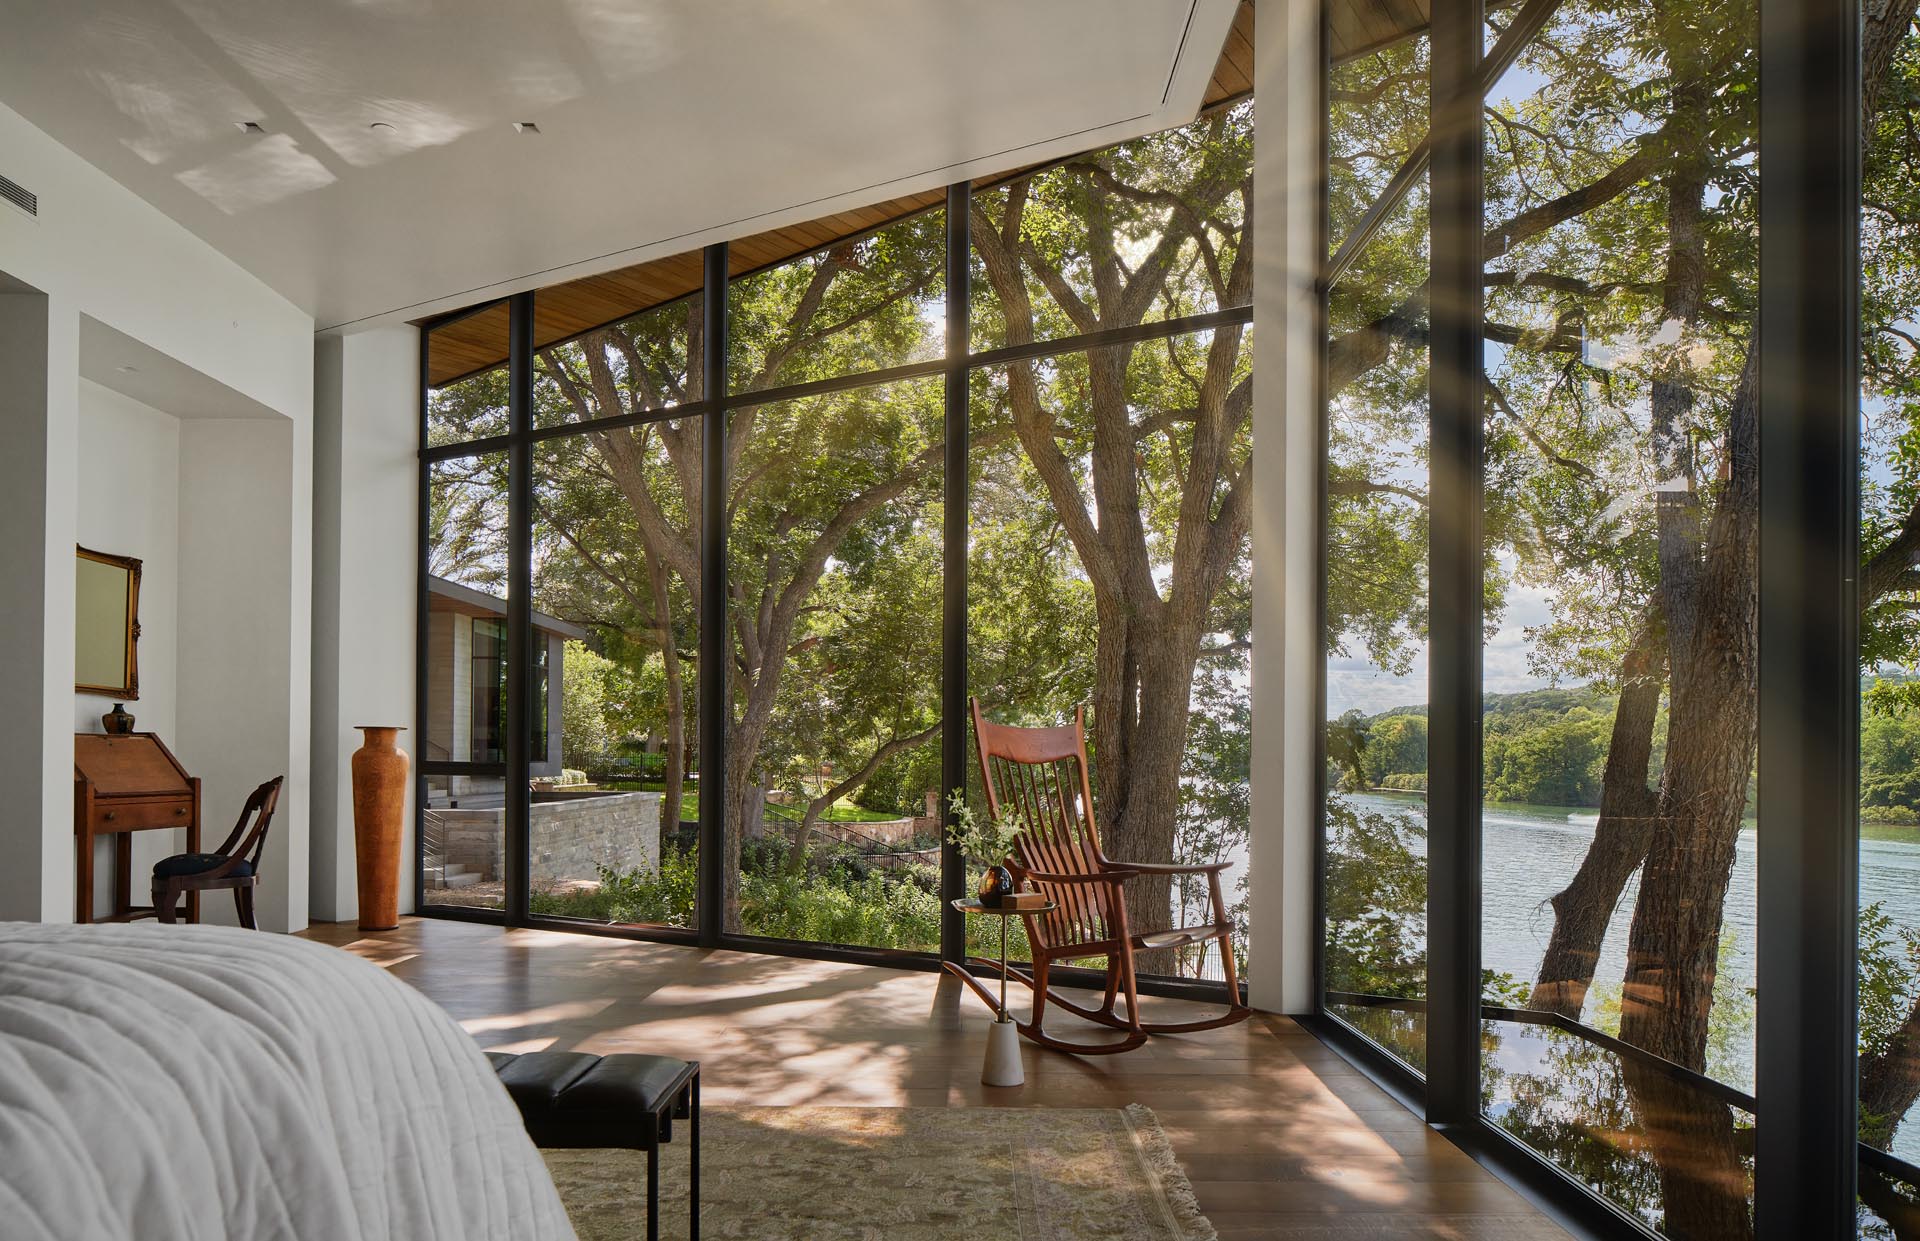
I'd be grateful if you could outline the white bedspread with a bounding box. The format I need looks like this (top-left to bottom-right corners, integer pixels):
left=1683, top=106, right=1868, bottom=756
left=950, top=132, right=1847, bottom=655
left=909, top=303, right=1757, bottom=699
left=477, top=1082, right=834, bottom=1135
left=0, top=922, right=576, bottom=1241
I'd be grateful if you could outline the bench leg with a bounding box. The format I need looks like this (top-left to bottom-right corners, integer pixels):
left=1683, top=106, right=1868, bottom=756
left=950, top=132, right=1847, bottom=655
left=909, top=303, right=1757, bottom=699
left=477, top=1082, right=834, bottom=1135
left=689, top=1074, right=700, bottom=1241
left=647, top=1139, right=659, bottom=1241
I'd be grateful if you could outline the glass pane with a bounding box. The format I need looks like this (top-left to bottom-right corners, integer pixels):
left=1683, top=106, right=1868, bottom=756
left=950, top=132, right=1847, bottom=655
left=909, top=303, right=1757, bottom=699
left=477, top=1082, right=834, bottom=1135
left=970, top=327, right=1252, bottom=981
left=423, top=451, right=510, bottom=912
left=1476, top=0, right=1760, bottom=1232
left=525, top=421, right=701, bottom=930
left=1859, top=4, right=1920, bottom=1231
left=1327, top=37, right=1429, bottom=256
left=1322, top=175, right=1430, bottom=1071
left=970, top=103, right=1252, bottom=353
left=426, top=301, right=510, bottom=447
left=726, top=377, right=945, bottom=948
left=532, top=293, right=699, bottom=429
left=727, top=212, right=944, bottom=394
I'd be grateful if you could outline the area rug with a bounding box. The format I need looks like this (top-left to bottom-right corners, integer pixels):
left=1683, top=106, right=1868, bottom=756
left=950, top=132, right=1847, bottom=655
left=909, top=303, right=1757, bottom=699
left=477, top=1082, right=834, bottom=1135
left=544, top=1103, right=1217, bottom=1241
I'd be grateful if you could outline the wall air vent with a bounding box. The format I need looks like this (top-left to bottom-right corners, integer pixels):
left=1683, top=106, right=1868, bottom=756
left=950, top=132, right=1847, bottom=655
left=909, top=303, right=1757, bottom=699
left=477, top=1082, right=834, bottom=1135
left=0, top=172, right=36, bottom=219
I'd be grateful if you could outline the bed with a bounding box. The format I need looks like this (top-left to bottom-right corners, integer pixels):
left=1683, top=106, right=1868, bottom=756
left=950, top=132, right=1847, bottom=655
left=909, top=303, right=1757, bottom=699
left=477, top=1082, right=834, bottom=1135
left=0, top=921, right=576, bottom=1241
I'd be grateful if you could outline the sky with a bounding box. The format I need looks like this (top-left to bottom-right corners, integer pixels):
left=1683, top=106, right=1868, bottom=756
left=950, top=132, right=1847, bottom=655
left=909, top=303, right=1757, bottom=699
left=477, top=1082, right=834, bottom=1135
left=1326, top=578, right=1559, bottom=718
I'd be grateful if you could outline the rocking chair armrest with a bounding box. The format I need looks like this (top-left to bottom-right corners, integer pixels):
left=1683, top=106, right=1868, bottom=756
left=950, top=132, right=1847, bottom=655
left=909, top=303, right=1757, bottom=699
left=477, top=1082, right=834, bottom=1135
left=1106, top=859, right=1233, bottom=876
left=1022, top=868, right=1139, bottom=887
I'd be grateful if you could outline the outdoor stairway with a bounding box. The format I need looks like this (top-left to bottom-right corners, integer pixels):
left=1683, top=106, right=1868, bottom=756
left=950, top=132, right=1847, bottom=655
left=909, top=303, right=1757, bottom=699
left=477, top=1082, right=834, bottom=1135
left=437, top=863, right=482, bottom=890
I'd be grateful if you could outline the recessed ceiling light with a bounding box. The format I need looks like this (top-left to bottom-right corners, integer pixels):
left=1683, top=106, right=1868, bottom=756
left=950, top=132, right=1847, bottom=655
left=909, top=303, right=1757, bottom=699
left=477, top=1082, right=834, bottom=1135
left=512, top=121, right=540, bottom=135
left=234, top=120, right=266, bottom=134
left=369, top=121, right=396, bottom=133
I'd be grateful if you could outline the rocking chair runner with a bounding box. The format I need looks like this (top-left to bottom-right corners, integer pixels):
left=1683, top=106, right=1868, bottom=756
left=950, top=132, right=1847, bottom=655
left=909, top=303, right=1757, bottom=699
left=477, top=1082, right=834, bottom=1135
left=954, top=698, right=1251, bottom=1055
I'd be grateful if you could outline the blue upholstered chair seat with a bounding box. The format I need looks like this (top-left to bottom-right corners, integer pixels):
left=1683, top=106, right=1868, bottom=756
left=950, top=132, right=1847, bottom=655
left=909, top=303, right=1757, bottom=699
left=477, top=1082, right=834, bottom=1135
left=153, top=853, right=253, bottom=879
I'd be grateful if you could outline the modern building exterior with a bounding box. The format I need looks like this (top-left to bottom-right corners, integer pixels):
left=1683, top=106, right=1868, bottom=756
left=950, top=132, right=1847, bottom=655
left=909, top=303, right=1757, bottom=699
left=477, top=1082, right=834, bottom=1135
left=424, top=574, right=581, bottom=784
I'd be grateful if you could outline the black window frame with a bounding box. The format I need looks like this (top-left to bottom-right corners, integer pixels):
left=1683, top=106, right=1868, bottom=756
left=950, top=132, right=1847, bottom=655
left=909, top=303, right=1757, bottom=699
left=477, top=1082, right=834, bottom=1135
left=1307, top=0, right=1872, bottom=1237
left=414, top=135, right=1254, bottom=999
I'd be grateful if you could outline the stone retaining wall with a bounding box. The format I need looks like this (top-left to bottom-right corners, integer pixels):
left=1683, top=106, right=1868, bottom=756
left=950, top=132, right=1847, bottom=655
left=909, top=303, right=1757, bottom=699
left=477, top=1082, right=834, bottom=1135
left=429, top=790, right=663, bottom=889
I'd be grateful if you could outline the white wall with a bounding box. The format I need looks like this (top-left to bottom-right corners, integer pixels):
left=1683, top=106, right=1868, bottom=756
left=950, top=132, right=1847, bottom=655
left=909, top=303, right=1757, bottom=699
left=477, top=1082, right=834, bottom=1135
left=176, top=420, right=307, bottom=931
left=0, top=100, right=314, bottom=928
left=74, top=382, right=182, bottom=917
left=1247, top=0, right=1319, bottom=1014
left=0, top=288, right=77, bottom=923
left=311, top=328, right=419, bottom=923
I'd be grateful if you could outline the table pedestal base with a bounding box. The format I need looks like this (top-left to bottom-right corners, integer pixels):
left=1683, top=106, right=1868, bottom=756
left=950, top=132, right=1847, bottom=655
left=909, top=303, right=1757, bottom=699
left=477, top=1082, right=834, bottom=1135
left=982, top=1015, right=1024, bottom=1086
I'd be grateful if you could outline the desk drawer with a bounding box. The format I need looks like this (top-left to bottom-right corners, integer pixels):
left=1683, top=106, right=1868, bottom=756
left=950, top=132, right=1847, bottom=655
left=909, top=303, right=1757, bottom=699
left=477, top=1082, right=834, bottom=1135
left=89, top=797, right=193, bottom=833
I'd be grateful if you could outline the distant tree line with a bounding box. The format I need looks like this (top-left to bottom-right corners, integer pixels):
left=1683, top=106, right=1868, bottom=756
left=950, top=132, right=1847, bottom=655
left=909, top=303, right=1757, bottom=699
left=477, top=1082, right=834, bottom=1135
left=1334, top=681, right=1920, bottom=821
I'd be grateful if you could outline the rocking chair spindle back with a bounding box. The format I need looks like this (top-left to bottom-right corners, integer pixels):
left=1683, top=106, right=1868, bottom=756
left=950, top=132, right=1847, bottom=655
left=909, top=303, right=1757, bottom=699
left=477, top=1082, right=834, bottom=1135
left=958, top=698, right=1252, bottom=1057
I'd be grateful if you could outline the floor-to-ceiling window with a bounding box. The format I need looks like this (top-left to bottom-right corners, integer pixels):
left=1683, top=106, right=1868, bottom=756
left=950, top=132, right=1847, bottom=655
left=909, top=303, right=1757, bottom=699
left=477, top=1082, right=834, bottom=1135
left=1858, top=3, right=1920, bottom=1234
left=1317, top=0, right=1914, bottom=1236
left=523, top=293, right=703, bottom=931
left=415, top=103, right=1253, bottom=985
left=1473, top=1, right=1762, bottom=1231
left=967, top=106, right=1254, bottom=981
left=1320, top=24, right=1431, bottom=1066
left=721, top=210, right=946, bottom=949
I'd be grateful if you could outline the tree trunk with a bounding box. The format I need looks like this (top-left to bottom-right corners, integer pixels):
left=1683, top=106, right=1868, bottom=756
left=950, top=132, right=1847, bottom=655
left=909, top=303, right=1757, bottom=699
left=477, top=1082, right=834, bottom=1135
left=1863, top=993, right=1920, bottom=1149
left=1091, top=597, right=1206, bottom=975
left=721, top=768, right=764, bottom=932
left=1529, top=599, right=1667, bottom=1015
left=647, top=549, right=686, bottom=844
left=1620, top=1061, right=1754, bottom=1241
left=1526, top=0, right=1710, bottom=1025
left=1617, top=358, right=1759, bottom=1070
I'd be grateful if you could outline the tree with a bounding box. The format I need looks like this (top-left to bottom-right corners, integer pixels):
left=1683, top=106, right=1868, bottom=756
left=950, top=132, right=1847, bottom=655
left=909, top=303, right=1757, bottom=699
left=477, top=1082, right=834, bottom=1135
left=970, top=104, right=1254, bottom=963
left=528, top=221, right=951, bottom=926
left=1325, top=0, right=1920, bottom=1227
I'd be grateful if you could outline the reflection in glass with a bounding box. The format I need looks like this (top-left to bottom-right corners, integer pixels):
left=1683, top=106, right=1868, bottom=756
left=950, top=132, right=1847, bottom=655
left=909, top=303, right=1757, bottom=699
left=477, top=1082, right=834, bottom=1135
left=1471, top=0, right=1761, bottom=1232
left=1326, top=38, right=1428, bottom=254
left=1322, top=161, right=1431, bottom=1070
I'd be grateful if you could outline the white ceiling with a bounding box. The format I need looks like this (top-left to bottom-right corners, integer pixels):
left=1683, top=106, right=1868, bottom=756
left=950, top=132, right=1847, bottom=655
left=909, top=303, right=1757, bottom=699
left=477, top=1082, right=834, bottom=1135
left=80, top=314, right=281, bottom=419
left=0, top=1, right=1237, bottom=334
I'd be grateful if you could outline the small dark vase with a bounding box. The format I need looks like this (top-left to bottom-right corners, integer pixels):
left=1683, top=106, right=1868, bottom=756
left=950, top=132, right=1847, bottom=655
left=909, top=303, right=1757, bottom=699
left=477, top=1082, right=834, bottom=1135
left=977, top=864, right=1015, bottom=908
left=101, top=703, right=135, bottom=736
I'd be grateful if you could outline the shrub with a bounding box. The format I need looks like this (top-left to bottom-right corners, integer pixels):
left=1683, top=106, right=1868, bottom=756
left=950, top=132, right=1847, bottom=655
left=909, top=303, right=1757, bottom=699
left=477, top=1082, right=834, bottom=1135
left=530, top=844, right=697, bottom=927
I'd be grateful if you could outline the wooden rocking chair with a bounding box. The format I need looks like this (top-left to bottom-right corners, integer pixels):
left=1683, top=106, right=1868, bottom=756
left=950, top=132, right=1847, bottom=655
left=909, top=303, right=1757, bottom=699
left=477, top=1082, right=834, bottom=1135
left=957, top=698, right=1251, bottom=1055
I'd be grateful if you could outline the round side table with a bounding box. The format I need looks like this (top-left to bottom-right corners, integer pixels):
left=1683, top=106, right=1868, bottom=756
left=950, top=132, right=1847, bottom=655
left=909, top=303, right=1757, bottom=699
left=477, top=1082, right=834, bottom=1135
left=949, top=897, right=1054, bottom=1086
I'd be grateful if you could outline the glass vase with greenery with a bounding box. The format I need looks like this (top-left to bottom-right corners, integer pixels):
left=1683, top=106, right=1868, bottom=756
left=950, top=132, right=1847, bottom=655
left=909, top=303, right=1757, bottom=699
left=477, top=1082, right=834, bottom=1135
left=946, top=789, right=1025, bottom=905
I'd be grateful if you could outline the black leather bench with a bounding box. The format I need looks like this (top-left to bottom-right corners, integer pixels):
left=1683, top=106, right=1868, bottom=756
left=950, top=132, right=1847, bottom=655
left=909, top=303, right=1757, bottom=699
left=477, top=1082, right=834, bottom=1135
left=488, top=1051, right=700, bottom=1241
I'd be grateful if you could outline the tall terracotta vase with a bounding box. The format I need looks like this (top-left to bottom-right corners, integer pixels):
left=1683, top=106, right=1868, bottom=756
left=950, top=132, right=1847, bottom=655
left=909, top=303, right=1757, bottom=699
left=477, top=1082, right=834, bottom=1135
left=351, top=725, right=409, bottom=931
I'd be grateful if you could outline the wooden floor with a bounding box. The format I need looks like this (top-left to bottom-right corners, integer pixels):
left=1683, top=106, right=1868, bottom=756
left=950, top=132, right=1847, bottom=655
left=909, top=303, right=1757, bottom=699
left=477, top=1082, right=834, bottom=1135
left=302, top=918, right=1569, bottom=1240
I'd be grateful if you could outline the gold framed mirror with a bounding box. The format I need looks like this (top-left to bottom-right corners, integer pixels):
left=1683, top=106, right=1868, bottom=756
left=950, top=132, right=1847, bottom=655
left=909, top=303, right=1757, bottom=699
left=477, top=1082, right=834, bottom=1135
left=75, top=546, right=140, bottom=699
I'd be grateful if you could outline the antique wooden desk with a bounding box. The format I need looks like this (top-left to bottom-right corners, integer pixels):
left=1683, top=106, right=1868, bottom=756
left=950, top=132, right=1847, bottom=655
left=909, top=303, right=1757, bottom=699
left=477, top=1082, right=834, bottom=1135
left=74, top=733, right=201, bottom=923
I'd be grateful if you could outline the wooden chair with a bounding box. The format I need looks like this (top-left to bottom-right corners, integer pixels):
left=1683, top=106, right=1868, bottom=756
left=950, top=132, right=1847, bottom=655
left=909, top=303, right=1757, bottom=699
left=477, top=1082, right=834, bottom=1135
left=962, top=699, right=1251, bottom=1055
left=154, top=776, right=283, bottom=929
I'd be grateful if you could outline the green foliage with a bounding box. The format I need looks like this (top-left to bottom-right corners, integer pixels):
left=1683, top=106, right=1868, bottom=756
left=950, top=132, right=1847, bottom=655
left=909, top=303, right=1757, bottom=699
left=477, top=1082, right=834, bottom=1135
left=1360, top=715, right=1427, bottom=788
left=558, top=640, right=644, bottom=770
left=945, top=790, right=1025, bottom=869
left=1322, top=794, right=1427, bottom=998
left=741, top=866, right=940, bottom=950
left=530, top=845, right=698, bottom=928
left=1861, top=903, right=1920, bottom=1063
